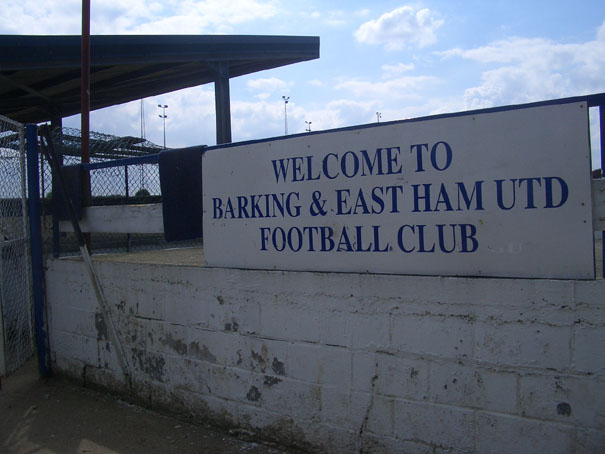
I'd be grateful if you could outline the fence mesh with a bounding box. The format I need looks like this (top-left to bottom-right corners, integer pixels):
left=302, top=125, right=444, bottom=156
left=42, top=127, right=202, bottom=256
left=0, top=115, right=33, bottom=376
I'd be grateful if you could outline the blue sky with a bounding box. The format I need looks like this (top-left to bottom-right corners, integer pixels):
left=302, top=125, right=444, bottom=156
left=2, top=1, right=605, bottom=167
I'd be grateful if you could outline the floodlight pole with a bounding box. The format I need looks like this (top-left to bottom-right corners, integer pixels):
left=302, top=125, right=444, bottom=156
left=282, top=96, right=290, bottom=135
left=81, top=0, right=90, bottom=166
left=158, top=104, right=168, bottom=148
left=376, top=112, right=382, bottom=123
left=305, top=121, right=312, bottom=132
left=81, top=0, right=92, bottom=250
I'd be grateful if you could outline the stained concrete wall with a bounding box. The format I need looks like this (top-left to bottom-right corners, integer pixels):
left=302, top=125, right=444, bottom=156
left=45, top=257, right=605, bottom=453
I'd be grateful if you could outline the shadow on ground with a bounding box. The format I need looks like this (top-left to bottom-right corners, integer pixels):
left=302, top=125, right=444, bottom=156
left=1, top=359, right=291, bottom=454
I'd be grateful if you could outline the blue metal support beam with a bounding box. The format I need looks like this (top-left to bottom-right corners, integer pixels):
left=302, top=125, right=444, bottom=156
left=215, top=61, right=232, bottom=145
left=26, top=124, right=52, bottom=377
left=599, top=102, right=605, bottom=277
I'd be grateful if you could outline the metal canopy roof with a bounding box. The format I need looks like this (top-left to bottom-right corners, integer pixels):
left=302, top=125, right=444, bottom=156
left=0, top=34, right=320, bottom=130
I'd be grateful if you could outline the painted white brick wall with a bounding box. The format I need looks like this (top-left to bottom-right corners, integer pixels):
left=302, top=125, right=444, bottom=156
left=45, top=258, right=605, bottom=453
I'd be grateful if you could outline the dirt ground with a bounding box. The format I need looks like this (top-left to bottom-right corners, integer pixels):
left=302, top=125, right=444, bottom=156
left=0, top=359, right=292, bottom=454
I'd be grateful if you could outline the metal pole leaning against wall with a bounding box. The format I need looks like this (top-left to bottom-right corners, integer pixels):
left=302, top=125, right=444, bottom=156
left=26, top=124, right=52, bottom=378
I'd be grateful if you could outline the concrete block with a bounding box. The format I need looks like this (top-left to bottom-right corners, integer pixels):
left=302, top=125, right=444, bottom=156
left=392, top=400, right=474, bottom=452
left=146, top=320, right=189, bottom=357
left=46, top=260, right=96, bottom=311
left=352, top=351, right=376, bottom=393
left=299, top=421, right=359, bottom=454
left=574, top=324, right=605, bottom=373
left=573, top=280, right=605, bottom=307
left=429, top=361, right=517, bottom=414
left=286, top=342, right=322, bottom=384
left=319, top=387, right=370, bottom=431
left=259, top=303, right=321, bottom=343
left=363, top=394, right=395, bottom=438
left=223, top=296, right=261, bottom=335
left=391, top=315, right=474, bottom=358
left=245, top=375, right=322, bottom=422
left=51, top=330, right=99, bottom=367
left=318, top=304, right=353, bottom=347
left=243, top=336, right=289, bottom=377
left=186, top=361, right=248, bottom=400
left=519, top=373, right=605, bottom=428
left=187, top=328, right=240, bottom=366
left=197, top=393, right=239, bottom=426
left=359, top=434, right=435, bottom=454
left=374, top=353, right=429, bottom=401
left=285, top=343, right=351, bottom=387
left=49, top=306, right=96, bottom=338
left=350, top=313, right=391, bottom=350
left=160, top=355, right=198, bottom=390
left=474, top=321, right=571, bottom=369
left=576, top=427, right=605, bottom=454
left=114, top=314, right=147, bottom=350
left=96, top=338, right=124, bottom=376
left=128, top=347, right=168, bottom=384
left=162, top=289, right=215, bottom=327
left=46, top=257, right=605, bottom=453
left=318, top=346, right=352, bottom=387
left=172, top=388, right=239, bottom=426
left=475, top=411, right=574, bottom=454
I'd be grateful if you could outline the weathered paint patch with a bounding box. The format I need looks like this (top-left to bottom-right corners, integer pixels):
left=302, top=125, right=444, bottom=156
left=94, top=312, right=108, bottom=341
left=246, top=385, right=261, bottom=402
left=250, top=345, right=269, bottom=372
left=263, top=375, right=282, bottom=387
left=557, top=402, right=572, bottom=416
left=131, top=348, right=166, bottom=382
left=224, top=319, right=239, bottom=332
left=189, top=341, right=218, bottom=363
left=161, top=331, right=188, bottom=356
left=272, top=357, right=285, bottom=376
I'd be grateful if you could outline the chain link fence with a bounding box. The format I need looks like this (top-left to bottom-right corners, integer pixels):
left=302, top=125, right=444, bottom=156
left=0, top=115, right=34, bottom=377
left=42, top=127, right=202, bottom=256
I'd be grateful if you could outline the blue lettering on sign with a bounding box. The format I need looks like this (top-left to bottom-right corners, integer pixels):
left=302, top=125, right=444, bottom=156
left=213, top=192, right=301, bottom=219
left=396, top=224, right=478, bottom=253
left=494, top=177, right=568, bottom=210
left=410, top=141, right=453, bottom=172
left=335, top=185, right=404, bottom=215
left=271, top=147, right=403, bottom=183
left=259, top=225, right=391, bottom=253
left=412, top=181, right=484, bottom=212
left=212, top=136, right=577, bottom=262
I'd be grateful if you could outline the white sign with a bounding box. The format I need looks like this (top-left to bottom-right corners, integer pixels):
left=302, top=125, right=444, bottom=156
left=202, top=102, right=594, bottom=279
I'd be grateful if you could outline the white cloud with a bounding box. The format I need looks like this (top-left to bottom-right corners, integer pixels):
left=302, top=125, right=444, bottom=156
left=302, top=99, right=379, bottom=130
left=381, top=62, right=415, bottom=78
left=0, top=0, right=279, bottom=34
left=437, top=21, right=605, bottom=109
left=0, top=0, right=81, bottom=34
left=246, top=77, right=291, bottom=93
left=231, top=99, right=287, bottom=139
left=335, top=75, right=440, bottom=101
left=308, top=79, right=326, bottom=87
left=131, top=0, right=279, bottom=34
left=297, top=8, right=348, bottom=27
left=354, top=6, right=443, bottom=51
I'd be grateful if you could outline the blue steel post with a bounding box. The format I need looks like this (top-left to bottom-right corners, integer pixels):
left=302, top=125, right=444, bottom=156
left=26, top=124, right=52, bottom=377
left=601, top=106, right=605, bottom=277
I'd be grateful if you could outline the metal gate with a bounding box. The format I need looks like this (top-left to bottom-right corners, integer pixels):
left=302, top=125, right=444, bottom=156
left=0, top=115, right=33, bottom=377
